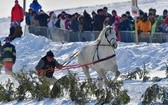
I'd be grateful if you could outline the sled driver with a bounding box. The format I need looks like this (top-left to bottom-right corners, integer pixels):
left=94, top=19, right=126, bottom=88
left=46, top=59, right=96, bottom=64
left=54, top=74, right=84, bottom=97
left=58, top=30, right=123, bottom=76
left=35, top=50, right=63, bottom=83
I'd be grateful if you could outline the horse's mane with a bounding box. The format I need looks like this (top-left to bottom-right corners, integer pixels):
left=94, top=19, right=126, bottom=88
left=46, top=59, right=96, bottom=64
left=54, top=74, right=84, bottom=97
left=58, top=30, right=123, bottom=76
left=95, top=26, right=111, bottom=43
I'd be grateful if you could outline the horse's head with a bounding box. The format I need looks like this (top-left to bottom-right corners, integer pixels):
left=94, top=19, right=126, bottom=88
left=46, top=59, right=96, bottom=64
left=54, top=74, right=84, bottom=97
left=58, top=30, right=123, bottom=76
left=102, top=25, right=118, bottom=49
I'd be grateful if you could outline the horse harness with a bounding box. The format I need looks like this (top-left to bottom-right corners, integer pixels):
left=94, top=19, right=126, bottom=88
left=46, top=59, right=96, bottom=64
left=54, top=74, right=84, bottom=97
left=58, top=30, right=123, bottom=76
left=93, top=27, right=117, bottom=61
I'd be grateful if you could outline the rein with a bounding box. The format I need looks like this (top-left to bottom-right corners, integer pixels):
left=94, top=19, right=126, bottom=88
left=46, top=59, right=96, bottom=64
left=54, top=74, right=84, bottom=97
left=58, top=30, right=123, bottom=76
left=39, top=53, right=116, bottom=73
left=55, top=53, right=116, bottom=70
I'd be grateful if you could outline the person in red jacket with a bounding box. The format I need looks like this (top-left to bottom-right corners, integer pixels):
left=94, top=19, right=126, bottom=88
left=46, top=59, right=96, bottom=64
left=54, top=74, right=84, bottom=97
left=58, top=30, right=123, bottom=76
left=11, top=0, right=24, bottom=25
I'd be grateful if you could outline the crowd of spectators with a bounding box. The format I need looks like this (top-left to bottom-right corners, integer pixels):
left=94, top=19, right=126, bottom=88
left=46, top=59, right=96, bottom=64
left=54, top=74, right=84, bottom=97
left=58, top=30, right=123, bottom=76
left=26, top=7, right=168, bottom=33
left=25, top=1, right=168, bottom=41
left=25, top=7, right=135, bottom=32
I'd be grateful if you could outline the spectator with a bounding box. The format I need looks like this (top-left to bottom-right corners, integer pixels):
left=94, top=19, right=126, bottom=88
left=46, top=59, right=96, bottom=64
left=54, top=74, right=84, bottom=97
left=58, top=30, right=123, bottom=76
left=118, top=14, right=131, bottom=31
left=55, top=14, right=61, bottom=28
left=103, top=7, right=111, bottom=18
left=35, top=10, right=49, bottom=37
left=9, top=22, right=16, bottom=37
left=69, top=14, right=79, bottom=32
left=148, top=13, right=155, bottom=25
left=126, top=11, right=134, bottom=21
left=94, top=9, right=106, bottom=31
left=157, top=17, right=168, bottom=33
left=35, top=50, right=63, bottom=83
left=112, top=16, right=121, bottom=40
left=64, top=14, right=71, bottom=30
left=155, top=16, right=164, bottom=32
left=9, top=22, right=23, bottom=41
left=83, top=10, right=92, bottom=31
left=163, top=9, right=168, bottom=19
left=91, top=11, right=97, bottom=31
left=103, top=17, right=110, bottom=28
left=137, top=13, right=151, bottom=39
left=47, top=11, right=58, bottom=27
left=137, top=10, right=144, bottom=21
left=25, top=8, right=34, bottom=25
left=137, top=13, right=151, bottom=33
left=119, top=14, right=133, bottom=42
left=126, top=11, right=134, bottom=31
left=78, top=15, right=84, bottom=32
left=60, top=11, right=67, bottom=29
left=74, top=12, right=80, bottom=20
left=11, top=0, right=24, bottom=25
left=30, top=0, right=42, bottom=13
left=31, top=12, right=39, bottom=27
left=37, top=10, right=49, bottom=27
left=1, top=37, right=16, bottom=75
left=25, top=8, right=35, bottom=34
left=29, top=11, right=39, bottom=35
left=149, top=8, right=156, bottom=16
left=109, top=10, right=118, bottom=26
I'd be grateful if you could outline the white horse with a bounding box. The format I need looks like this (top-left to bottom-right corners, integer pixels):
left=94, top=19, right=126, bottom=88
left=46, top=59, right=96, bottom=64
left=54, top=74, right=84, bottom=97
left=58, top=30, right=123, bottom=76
left=77, top=25, right=120, bottom=88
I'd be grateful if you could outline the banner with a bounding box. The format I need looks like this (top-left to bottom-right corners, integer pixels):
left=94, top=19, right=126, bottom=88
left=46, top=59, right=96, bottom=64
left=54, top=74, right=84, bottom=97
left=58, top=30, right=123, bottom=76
left=131, top=0, right=139, bottom=17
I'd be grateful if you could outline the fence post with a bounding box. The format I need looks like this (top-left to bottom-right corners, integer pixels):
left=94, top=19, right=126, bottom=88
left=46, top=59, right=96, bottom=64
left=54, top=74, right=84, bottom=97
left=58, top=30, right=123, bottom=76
left=134, top=17, right=139, bottom=44
left=23, top=0, right=26, bottom=14
left=131, top=0, right=139, bottom=44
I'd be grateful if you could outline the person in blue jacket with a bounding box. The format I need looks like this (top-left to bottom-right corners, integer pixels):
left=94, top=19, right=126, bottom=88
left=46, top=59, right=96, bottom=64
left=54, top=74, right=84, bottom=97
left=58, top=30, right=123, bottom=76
left=29, top=0, right=42, bottom=13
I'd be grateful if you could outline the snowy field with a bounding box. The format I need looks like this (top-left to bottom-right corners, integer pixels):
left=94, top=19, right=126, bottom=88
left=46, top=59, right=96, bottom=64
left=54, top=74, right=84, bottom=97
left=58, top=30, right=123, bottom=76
left=0, top=0, right=168, bottom=105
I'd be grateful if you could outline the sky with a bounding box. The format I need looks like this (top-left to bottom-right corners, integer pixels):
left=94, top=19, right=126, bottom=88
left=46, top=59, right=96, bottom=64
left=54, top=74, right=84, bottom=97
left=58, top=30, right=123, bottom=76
left=0, top=0, right=129, bottom=18
left=0, top=0, right=168, bottom=104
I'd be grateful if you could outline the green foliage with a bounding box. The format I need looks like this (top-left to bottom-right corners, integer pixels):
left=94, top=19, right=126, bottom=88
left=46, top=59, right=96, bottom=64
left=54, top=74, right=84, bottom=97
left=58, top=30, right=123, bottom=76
left=142, top=76, right=150, bottom=82
left=0, top=79, right=15, bottom=102
left=95, top=80, right=130, bottom=105
left=0, top=85, right=5, bottom=101
left=117, top=90, right=130, bottom=104
left=143, top=85, right=168, bottom=105
left=50, top=81, right=62, bottom=98
left=13, top=70, right=35, bottom=101
left=0, top=69, right=130, bottom=105
left=110, top=90, right=130, bottom=105
left=68, top=72, right=88, bottom=104
left=151, top=76, right=162, bottom=82
left=4, top=80, right=16, bottom=102
left=122, top=65, right=149, bottom=81
left=56, top=75, right=70, bottom=90
left=162, top=88, right=168, bottom=105
left=80, top=79, right=97, bottom=97
left=50, top=72, right=130, bottom=105
left=141, top=84, right=163, bottom=105
left=34, top=78, right=51, bottom=101
left=13, top=69, right=51, bottom=101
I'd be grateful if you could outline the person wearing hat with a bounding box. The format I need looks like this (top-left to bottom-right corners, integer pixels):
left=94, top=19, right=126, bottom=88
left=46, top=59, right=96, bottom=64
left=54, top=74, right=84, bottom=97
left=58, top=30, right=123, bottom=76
left=1, top=37, right=16, bottom=75
left=11, top=0, right=24, bottom=25
left=35, top=50, right=63, bottom=83
left=30, top=0, right=42, bottom=13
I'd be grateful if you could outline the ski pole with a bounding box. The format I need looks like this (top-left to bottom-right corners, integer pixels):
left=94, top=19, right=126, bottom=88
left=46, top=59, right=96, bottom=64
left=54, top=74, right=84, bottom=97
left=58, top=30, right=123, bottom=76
left=62, top=51, right=79, bottom=66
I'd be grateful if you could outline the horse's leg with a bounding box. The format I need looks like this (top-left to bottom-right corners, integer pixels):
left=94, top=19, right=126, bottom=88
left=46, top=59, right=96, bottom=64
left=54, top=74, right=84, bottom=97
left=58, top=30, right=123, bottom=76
left=82, top=66, right=91, bottom=80
left=112, top=64, right=120, bottom=82
left=97, top=69, right=108, bottom=89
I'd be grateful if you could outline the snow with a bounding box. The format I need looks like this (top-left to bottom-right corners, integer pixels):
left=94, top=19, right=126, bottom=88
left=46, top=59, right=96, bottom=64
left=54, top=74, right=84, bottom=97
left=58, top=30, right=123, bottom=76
left=0, top=0, right=168, bottom=105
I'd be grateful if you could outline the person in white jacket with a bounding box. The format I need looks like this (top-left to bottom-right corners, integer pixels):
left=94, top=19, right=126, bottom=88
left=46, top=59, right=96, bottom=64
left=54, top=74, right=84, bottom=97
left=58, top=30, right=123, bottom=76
left=47, top=11, right=58, bottom=27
